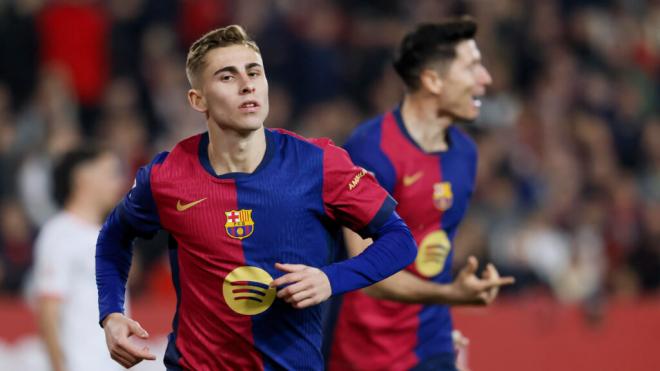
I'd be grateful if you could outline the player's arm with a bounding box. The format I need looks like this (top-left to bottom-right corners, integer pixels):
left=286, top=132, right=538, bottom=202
left=33, top=226, right=73, bottom=371
left=96, top=154, right=166, bottom=367
left=36, top=296, right=66, bottom=371
left=344, top=228, right=514, bottom=305
left=274, top=209, right=416, bottom=309
left=273, top=143, right=417, bottom=308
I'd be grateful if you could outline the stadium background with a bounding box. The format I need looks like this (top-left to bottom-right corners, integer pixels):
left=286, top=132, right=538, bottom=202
left=0, top=0, right=658, bottom=370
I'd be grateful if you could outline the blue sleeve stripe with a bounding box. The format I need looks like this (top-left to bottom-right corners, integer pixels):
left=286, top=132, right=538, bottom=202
left=358, top=195, right=397, bottom=238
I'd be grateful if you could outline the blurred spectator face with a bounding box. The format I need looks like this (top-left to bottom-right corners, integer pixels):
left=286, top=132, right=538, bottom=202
left=434, top=40, right=492, bottom=121
left=189, top=45, right=269, bottom=133
left=78, top=152, right=124, bottom=212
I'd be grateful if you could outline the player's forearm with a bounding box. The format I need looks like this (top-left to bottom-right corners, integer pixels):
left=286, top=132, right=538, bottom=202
left=322, top=213, right=416, bottom=296
left=96, top=206, right=136, bottom=326
left=36, top=297, right=66, bottom=371
left=363, top=270, right=459, bottom=305
left=344, top=224, right=471, bottom=305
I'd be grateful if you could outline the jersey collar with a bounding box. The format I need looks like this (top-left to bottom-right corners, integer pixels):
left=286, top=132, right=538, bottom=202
left=393, top=106, right=455, bottom=155
left=198, top=129, right=276, bottom=179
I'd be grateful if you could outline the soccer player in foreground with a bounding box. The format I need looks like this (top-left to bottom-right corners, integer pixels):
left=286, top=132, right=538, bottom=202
left=95, top=25, right=416, bottom=370
left=329, top=17, right=515, bottom=371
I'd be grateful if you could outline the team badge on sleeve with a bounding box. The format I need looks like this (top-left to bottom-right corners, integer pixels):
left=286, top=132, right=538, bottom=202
left=433, top=182, right=453, bottom=211
left=225, top=209, right=255, bottom=239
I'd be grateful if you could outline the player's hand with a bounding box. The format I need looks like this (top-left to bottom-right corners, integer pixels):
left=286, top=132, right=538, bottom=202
left=478, top=260, right=509, bottom=304
left=452, top=329, right=470, bottom=371
left=272, top=263, right=332, bottom=309
left=450, top=256, right=514, bottom=306
left=102, top=313, right=156, bottom=368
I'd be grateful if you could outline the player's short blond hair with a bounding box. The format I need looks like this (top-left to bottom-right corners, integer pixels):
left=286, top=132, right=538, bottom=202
left=185, top=25, right=260, bottom=87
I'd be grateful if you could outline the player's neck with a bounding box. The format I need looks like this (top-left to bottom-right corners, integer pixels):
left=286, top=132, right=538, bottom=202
left=401, top=94, right=452, bottom=152
left=207, top=125, right=266, bottom=176
left=64, top=196, right=104, bottom=226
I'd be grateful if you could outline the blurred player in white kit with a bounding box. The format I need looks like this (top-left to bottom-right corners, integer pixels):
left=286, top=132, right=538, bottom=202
left=32, top=147, right=125, bottom=371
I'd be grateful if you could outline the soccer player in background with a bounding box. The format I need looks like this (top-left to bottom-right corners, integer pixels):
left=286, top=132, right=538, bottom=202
left=95, top=25, right=416, bottom=370
left=33, top=147, right=124, bottom=371
left=329, top=17, right=515, bottom=371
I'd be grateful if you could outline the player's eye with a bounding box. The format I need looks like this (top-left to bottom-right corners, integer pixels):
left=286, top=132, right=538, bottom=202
left=220, top=74, right=234, bottom=81
left=469, top=63, right=482, bottom=73
left=248, top=70, right=261, bottom=78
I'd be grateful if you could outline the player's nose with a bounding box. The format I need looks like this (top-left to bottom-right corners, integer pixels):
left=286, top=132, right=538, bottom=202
left=240, top=84, right=255, bottom=95
left=478, top=65, right=492, bottom=86
left=239, top=74, right=255, bottom=95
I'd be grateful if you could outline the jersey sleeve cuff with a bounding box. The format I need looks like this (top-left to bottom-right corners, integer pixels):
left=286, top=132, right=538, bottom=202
left=357, top=195, right=397, bottom=239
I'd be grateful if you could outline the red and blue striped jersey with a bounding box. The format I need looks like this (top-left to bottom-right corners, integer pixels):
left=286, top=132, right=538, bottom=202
left=96, top=128, right=416, bottom=370
left=329, top=108, right=478, bottom=370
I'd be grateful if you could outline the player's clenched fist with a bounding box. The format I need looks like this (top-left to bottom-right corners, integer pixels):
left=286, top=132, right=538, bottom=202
left=102, top=313, right=156, bottom=368
left=272, top=263, right=332, bottom=309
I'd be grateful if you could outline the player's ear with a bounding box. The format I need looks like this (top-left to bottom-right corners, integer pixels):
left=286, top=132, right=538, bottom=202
left=420, top=69, right=443, bottom=95
left=188, top=88, right=207, bottom=113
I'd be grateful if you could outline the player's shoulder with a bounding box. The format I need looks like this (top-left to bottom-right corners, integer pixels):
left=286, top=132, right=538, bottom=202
left=449, top=125, right=478, bottom=156
left=36, top=212, right=79, bottom=245
left=151, top=151, right=170, bottom=165
left=268, top=128, right=336, bottom=152
left=167, top=132, right=207, bottom=159
left=138, top=151, right=170, bottom=180
left=41, top=212, right=76, bottom=232
left=346, top=114, right=387, bottom=146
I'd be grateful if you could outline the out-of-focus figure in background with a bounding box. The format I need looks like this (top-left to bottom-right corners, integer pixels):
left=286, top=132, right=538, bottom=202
left=329, top=17, right=513, bottom=371
left=32, top=147, right=124, bottom=371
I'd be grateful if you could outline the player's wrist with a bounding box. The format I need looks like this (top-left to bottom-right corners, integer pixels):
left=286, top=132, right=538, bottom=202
left=443, top=281, right=472, bottom=305
left=102, top=312, right=124, bottom=328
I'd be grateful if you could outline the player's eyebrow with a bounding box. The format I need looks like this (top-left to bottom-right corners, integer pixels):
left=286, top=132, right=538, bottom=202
left=214, top=63, right=263, bottom=76
left=214, top=66, right=239, bottom=76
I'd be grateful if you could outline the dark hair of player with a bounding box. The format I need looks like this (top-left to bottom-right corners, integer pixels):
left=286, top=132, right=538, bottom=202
left=53, top=146, right=105, bottom=207
left=393, top=16, right=477, bottom=90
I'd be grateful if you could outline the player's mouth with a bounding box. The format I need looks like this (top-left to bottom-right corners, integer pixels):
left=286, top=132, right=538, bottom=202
left=471, top=95, right=482, bottom=108
left=239, top=100, right=260, bottom=113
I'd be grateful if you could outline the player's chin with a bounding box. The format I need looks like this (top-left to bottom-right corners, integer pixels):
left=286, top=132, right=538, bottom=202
left=453, top=108, right=480, bottom=123
left=232, top=117, right=265, bottom=133
left=243, top=112, right=268, bottom=128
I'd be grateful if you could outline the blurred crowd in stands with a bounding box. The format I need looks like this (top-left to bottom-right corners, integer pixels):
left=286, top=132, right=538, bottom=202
left=0, top=0, right=658, bottom=312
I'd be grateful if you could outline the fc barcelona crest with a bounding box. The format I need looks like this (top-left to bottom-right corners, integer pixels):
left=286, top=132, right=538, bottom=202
left=433, top=182, right=453, bottom=211
left=225, top=209, right=255, bottom=240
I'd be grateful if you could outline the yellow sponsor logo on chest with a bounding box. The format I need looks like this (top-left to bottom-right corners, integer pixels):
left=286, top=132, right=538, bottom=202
left=222, top=266, right=276, bottom=315
left=415, top=230, right=452, bottom=277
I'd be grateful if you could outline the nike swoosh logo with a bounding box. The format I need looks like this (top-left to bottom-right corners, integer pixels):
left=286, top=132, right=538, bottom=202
left=403, top=171, right=424, bottom=187
left=176, top=198, right=207, bottom=212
